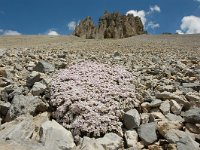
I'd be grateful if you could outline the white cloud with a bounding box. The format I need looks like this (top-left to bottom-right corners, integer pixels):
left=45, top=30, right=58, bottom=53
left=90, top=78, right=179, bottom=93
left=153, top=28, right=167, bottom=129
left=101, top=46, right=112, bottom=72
left=0, top=29, right=3, bottom=33
left=194, top=0, right=200, bottom=2
left=126, top=10, right=146, bottom=25
left=3, top=30, right=21, bottom=35
left=149, top=5, right=161, bottom=13
left=176, top=15, right=200, bottom=34
left=68, top=21, right=77, bottom=31
left=126, top=5, right=161, bottom=30
left=47, top=30, right=59, bottom=36
left=176, top=30, right=184, bottom=34
left=147, top=22, right=160, bottom=29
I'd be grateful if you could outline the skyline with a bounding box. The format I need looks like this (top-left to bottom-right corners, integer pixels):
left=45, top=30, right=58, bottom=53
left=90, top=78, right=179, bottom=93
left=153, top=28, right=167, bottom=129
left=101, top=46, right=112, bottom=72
left=0, top=0, right=200, bottom=35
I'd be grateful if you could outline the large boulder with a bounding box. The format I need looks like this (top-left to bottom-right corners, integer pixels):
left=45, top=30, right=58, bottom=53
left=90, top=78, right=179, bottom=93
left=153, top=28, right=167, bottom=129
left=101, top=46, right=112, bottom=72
left=5, top=95, right=48, bottom=121
left=39, top=120, right=76, bottom=150
left=74, top=11, right=145, bottom=39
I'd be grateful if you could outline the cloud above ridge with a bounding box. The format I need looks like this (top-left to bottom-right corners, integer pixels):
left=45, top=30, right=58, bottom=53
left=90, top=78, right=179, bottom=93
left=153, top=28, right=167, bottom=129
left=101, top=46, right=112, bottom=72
left=47, top=29, right=59, bottom=36
left=2, top=30, right=21, bottom=35
left=126, top=5, right=161, bottom=30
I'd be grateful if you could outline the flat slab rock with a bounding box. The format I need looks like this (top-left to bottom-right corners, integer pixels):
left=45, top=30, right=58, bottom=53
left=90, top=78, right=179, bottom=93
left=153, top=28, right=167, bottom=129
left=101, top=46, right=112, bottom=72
left=137, top=122, right=157, bottom=146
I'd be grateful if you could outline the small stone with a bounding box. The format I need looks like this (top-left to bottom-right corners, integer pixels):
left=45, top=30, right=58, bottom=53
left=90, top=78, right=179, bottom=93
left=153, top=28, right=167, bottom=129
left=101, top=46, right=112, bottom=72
left=157, top=121, right=183, bottom=137
left=33, top=60, right=55, bottom=73
left=26, top=71, right=41, bottom=88
left=137, top=122, right=157, bottom=146
left=170, top=100, right=182, bottom=115
left=182, top=83, right=200, bottom=91
left=97, top=133, right=123, bottom=150
left=182, top=108, right=200, bottom=123
left=124, top=130, right=138, bottom=148
left=159, top=100, right=170, bottom=115
left=141, top=102, right=150, bottom=113
left=176, top=61, right=186, bottom=70
left=123, top=109, right=140, bottom=129
left=167, top=144, right=177, bottom=150
left=148, top=144, right=162, bottom=150
left=140, top=113, right=150, bottom=124
left=0, top=78, right=11, bottom=87
left=149, top=99, right=162, bottom=108
left=150, top=112, right=167, bottom=122
left=185, top=92, right=200, bottom=107
left=164, top=129, right=189, bottom=143
left=31, top=82, right=47, bottom=96
left=76, top=136, right=104, bottom=150
left=165, top=113, right=184, bottom=122
left=0, top=48, right=6, bottom=58
left=185, top=123, right=200, bottom=134
left=177, top=136, right=199, bottom=150
left=0, top=101, right=11, bottom=116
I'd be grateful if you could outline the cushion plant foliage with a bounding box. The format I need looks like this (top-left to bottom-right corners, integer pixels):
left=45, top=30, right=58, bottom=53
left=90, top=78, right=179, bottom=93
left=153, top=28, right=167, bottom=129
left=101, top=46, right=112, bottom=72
left=49, top=61, right=139, bottom=138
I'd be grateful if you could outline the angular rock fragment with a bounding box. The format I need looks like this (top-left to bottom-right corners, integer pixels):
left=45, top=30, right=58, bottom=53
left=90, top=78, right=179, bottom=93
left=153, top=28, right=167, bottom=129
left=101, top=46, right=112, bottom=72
left=124, top=129, right=138, bottom=148
left=170, top=100, right=182, bottom=115
left=40, top=120, right=75, bottom=150
left=76, top=136, right=104, bottom=150
left=26, top=71, right=42, bottom=88
left=176, top=136, right=199, bottom=150
left=5, top=95, right=48, bottom=121
left=31, top=82, right=47, bottom=96
left=123, top=109, right=141, bottom=129
left=97, top=133, right=123, bottom=150
left=159, top=100, right=170, bottom=115
left=182, top=108, right=200, bottom=123
left=33, top=60, right=55, bottom=73
left=137, top=122, right=157, bottom=146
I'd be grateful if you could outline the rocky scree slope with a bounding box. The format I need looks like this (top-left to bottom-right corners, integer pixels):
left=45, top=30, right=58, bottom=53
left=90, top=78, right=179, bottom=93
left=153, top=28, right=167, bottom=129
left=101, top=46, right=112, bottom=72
left=0, top=35, right=200, bottom=149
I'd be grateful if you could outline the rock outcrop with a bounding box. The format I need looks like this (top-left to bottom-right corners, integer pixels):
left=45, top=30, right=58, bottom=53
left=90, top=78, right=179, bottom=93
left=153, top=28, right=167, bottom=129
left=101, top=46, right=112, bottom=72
left=74, top=11, right=145, bottom=39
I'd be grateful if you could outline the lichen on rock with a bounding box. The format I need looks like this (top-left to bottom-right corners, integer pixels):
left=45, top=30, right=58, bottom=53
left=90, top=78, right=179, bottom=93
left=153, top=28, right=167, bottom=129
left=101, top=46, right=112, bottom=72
left=49, top=61, right=140, bottom=139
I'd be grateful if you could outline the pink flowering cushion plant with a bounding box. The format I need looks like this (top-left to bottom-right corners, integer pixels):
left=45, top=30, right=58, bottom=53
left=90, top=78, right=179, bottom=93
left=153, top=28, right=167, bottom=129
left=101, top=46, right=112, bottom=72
left=49, top=61, right=139, bottom=138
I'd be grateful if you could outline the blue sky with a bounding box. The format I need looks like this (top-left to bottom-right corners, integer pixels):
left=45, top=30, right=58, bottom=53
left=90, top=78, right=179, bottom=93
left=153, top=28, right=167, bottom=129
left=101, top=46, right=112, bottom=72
left=0, top=0, right=200, bottom=35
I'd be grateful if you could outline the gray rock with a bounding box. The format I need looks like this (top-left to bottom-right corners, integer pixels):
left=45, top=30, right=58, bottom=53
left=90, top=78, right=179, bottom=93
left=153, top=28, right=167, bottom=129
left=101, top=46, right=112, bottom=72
left=0, top=113, right=48, bottom=141
left=140, top=113, right=149, bottom=124
left=149, top=99, right=162, bottom=108
left=165, top=129, right=191, bottom=143
left=176, top=61, right=186, bottom=70
left=156, top=91, right=190, bottom=110
left=0, top=78, right=11, bottom=87
left=26, top=71, right=42, bottom=88
left=123, top=109, right=140, bottom=129
left=124, top=130, right=138, bottom=148
left=33, top=60, right=55, bottom=73
left=137, top=122, right=157, bottom=146
left=165, top=113, right=184, bottom=122
left=40, top=120, right=75, bottom=150
left=159, top=100, right=170, bottom=115
left=0, top=48, right=6, bottom=58
left=31, top=82, right=47, bottom=96
left=170, top=100, right=182, bottom=115
left=0, top=101, right=10, bottom=116
left=185, top=92, right=200, bottom=107
left=97, top=133, right=123, bottom=150
left=182, top=108, right=200, bottom=123
left=76, top=136, right=104, bottom=150
left=0, top=139, right=44, bottom=150
left=182, top=83, right=200, bottom=91
left=5, top=95, right=48, bottom=121
left=185, top=123, right=200, bottom=134
left=177, top=136, right=199, bottom=150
